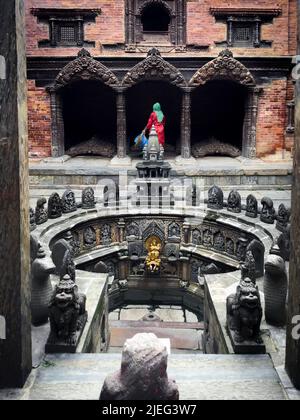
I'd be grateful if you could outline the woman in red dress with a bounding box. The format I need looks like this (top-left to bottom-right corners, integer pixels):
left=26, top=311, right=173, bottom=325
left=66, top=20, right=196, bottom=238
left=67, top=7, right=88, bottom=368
left=144, top=103, right=166, bottom=146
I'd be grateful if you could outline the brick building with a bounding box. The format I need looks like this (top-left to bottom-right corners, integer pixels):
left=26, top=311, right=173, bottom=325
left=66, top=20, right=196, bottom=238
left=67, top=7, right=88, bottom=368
left=25, top=0, right=297, bottom=160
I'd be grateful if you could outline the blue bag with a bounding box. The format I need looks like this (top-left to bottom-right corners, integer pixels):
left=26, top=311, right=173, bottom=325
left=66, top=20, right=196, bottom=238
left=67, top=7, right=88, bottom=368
left=134, top=133, right=148, bottom=150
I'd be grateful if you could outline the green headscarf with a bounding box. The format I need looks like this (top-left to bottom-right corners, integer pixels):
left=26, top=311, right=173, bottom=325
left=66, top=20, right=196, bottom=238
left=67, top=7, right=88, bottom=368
left=153, top=103, right=164, bottom=123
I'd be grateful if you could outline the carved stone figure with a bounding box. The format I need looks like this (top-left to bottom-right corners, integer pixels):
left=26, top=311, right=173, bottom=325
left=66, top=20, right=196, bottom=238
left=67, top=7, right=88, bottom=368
left=168, top=222, right=181, bottom=239
left=203, top=230, right=212, bottom=248
left=101, top=224, right=111, bottom=245
left=31, top=244, right=55, bottom=326
left=264, top=254, right=288, bottom=326
left=277, top=224, right=291, bottom=261
left=84, top=226, right=96, bottom=248
left=146, top=237, right=162, bottom=273
left=214, top=232, right=225, bottom=252
left=260, top=197, right=275, bottom=224
left=276, top=204, right=290, bottom=232
left=236, top=239, right=248, bottom=261
left=207, top=185, right=224, bottom=210
left=226, top=239, right=235, bottom=255
left=30, top=208, right=36, bottom=231
left=94, top=261, right=109, bottom=274
left=241, top=250, right=256, bottom=284
left=227, top=278, right=264, bottom=351
left=70, top=231, right=81, bottom=257
left=46, top=275, right=87, bottom=353
left=245, top=195, right=258, bottom=218
left=62, top=189, right=77, bottom=214
left=100, top=333, right=179, bottom=400
left=247, top=239, right=265, bottom=278
left=192, top=229, right=201, bottom=245
left=82, top=187, right=96, bottom=209
left=48, top=192, right=62, bottom=219
left=227, top=190, right=242, bottom=213
left=35, top=197, right=48, bottom=225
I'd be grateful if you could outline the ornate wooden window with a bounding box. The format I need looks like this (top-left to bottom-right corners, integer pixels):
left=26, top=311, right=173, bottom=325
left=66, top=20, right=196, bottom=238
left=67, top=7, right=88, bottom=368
left=210, top=8, right=281, bottom=49
left=31, top=8, right=101, bottom=48
left=125, top=0, right=186, bottom=49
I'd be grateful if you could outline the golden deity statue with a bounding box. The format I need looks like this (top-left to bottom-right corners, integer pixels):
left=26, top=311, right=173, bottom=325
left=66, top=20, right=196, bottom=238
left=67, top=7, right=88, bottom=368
left=145, top=236, right=162, bottom=273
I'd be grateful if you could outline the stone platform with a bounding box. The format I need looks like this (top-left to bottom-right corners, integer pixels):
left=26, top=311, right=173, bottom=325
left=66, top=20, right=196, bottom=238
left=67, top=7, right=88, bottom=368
left=1, top=353, right=287, bottom=400
left=29, top=156, right=292, bottom=193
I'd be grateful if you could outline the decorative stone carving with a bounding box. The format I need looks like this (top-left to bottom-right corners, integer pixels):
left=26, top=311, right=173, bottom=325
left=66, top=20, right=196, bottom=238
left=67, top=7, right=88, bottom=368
left=226, top=239, right=235, bottom=255
left=128, top=242, right=143, bottom=259
left=276, top=204, right=290, bottom=232
left=260, top=197, right=275, bottom=224
left=51, top=235, right=73, bottom=278
left=83, top=226, right=96, bottom=248
left=100, top=333, right=179, bottom=400
left=46, top=275, right=87, bottom=353
left=227, top=277, right=265, bottom=353
left=203, top=230, right=212, bottom=248
left=189, top=50, right=255, bottom=87
left=246, top=194, right=258, bottom=218
left=67, top=136, right=117, bottom=158
left=35, top=197, right=48, bottom=225
left=164, top=243, right=180, bottom=260
left=236, top=239, right=248, bottom=260
left=227, top=190, right=242, bottom=213
left=31, top=244, right=55, bottom=326
left=62, top=250, right=76, bottom=282
left=70, top=231, right=81, bottom=257
left=48, top=193, right=62, bottom=219
left=106, top=261, right=117, bottom=278
left=264, top=254, right=288, bottom=326
left=101, top=224, right=111, bottom=245
left=241, top=250, right=256, bottom=284
left=214, top=232, right=225, bottom=252
left=143, top=220, right=165, bottom=243
left=161, top=262, right=177, bottom=276
left=131, top=262, right=145, bottom=276
left=192, top=140, right=241, bottom=158
left=122, top=48, right=186, bottom=88
left=30, top=208, right=36, bottom=231
left=168, top=222, right=181, bottom=239
left=62, top=189, right=77, bottom=214
left=52, top=49, right=118, bottom=91
left=192, top=229, right=202, bottom=245
left=208, top=185, right=224, bottom=210
left=126, top=222, right=140, bottom=238
left=82, top=187, right=96, bottom=209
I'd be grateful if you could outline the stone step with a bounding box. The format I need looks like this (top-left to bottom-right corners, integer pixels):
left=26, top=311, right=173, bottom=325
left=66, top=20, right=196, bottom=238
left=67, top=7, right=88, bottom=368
left=109, top=320, right=204, bottom=350
left=27, top=353, right=287, bottom=400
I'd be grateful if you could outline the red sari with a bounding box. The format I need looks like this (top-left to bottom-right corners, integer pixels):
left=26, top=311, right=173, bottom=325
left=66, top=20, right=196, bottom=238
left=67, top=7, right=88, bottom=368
left=146, top=112, right=166, bottom=145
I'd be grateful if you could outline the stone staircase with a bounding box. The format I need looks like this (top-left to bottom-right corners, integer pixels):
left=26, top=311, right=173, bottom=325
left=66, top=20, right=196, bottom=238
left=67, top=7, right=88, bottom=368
left=24, top=353, right=286, bottom=400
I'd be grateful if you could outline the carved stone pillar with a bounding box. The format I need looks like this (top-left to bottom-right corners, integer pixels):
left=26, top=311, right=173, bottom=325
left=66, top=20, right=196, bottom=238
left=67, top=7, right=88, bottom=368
left=242, top=86, right=262, bottom=159
left=183, top=222, right=191, bottom=245
left=181, top=88, right=192, bottom=159
left=0, top=0, right=32, bottom=387
left=48, top=87, right=65, bottom=157
left=118, top=250, right=129, bottom=282
left=116, top=87, right=127, bottom=159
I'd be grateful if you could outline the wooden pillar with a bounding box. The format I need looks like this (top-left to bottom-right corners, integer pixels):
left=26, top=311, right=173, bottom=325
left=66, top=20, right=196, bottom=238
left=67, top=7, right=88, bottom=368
left=0, top=0, right=32, bottom=388
left=116, top=87, right=127, bottom=159
left=181, top=87, right=192, bottom=159
left=285, top=0, right=300, bottom=389
left=48, top=87, right=65, bottom=157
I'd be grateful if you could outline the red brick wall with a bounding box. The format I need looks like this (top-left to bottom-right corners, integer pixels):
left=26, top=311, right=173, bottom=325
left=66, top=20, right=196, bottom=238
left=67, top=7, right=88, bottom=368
left=186, top=0, right=296, bottom=57
left=27, top=80, right=52, bottom=158
left=256, top=79, right=288, bottom=157
left=26, top=0, right=125, bottom=57
left=26, top=0, right=296, bottom=57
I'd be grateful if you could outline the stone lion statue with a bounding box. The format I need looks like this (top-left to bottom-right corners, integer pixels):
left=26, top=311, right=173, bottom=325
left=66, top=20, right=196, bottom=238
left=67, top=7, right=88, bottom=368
left=227, top=277, right=263, bottom=344
left=48, top=275, right=86, bottom=347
